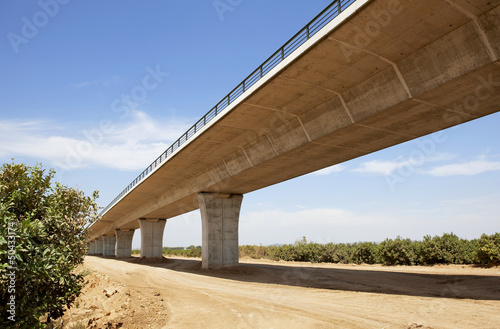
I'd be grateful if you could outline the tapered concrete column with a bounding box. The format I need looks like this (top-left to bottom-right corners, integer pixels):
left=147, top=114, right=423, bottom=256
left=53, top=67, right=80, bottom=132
left=102, top=235, right=116, bottom=256
left=89, top=241, right=96, bottom=254
left=139, top=219, right=166, bottom=258
left=95, top=238, right=103, bottom=255
left=198, top=193, right=243, bottom=269
left=115, top=229, right=135, bottom=258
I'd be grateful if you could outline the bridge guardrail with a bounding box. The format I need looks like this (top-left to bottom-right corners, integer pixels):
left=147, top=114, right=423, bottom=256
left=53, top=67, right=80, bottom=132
left=100, top=0, right=356, bottom=216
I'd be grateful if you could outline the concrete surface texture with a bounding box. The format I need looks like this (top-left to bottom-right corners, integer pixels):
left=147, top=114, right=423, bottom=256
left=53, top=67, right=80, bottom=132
left=89, top=241, right=96, bottom=255
left=198, top=193, right=243, bottom=269
left=139, top=219, right=167, bottom=258
left=94, top=239, right=103, bottom=255
left=102, top=235, right=116, bottom=256
left=88, top=0, right=500, bottom=259
left=115, top=229, right=135, bottom=258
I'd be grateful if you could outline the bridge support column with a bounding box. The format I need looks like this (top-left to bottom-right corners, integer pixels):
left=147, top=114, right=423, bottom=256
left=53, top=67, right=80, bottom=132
left=95, top=238, right=103, bottom=255
left=87, top=242, right=92, bottom=255
left=139, top=219, right=166, bottom=258
left=89, top=241, right=96, bottom=254
left=115, top=229, right=135, bottom=258
left=102, top=235, right=116, bottom=256
left=198, top=193, right=243, bottom=270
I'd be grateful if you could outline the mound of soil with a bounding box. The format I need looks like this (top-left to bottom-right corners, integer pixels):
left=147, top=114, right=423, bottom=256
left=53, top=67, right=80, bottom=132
left=60, top=269, right=168, bottom=328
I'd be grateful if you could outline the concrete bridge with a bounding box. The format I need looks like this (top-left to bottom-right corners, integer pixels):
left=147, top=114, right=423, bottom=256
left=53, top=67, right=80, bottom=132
left=87, top=0, right=500, bottom=269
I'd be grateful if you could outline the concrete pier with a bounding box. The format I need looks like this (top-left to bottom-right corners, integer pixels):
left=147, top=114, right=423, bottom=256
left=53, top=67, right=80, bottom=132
left=115, top=229, right=135, bottom=258
left=198, top=193, right=243, bottom=269
left=89, top=241, right=95, bottom=254
left=102, top=235, right=116, bottom=256
left=95, top=238, right=103, bottom=255
left=139, top=219, right=166, bottom=258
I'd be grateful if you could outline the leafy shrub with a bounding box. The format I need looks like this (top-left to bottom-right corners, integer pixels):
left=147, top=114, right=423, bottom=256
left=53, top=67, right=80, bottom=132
left=378, top=237, right=419, bottom=265
left=321, top=243, right=351, bottom=263
left=419, top=233, right=477, bottom=265
left=186, top=245, right=202, bottom=258
left=239, top=245, right=275, bottom=259
left=0, top=162, right=98, bottom=328
left=163, top=246, right=202, bottom=258
left=476, top=233, right=500, bottom=265
left=350, top=242, right=379, bottom=264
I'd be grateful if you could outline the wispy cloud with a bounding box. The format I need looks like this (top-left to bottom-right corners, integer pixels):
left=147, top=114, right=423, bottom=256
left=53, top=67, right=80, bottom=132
left=352, top=153, right=458, bottom=176
left=352, top=160, right=403, bottom=175
left=239, top=206, right=405, bottom=245
left=426, top=158, right=500, bottom=176
left=0, top=110, right=191, bottom=171
left=311, top=164, right=346, bottom=176
left=244, top=207, right=353, bottom=227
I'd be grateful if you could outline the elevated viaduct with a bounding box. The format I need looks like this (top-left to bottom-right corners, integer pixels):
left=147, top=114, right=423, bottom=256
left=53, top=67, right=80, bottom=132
left=87, top=0, right=500, bottom=269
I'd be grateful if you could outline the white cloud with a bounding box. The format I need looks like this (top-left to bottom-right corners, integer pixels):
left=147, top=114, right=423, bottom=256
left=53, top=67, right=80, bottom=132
left=238, top=206, right=425, bottom=245
left=352, top=160, right=404, bottom=175
left=0, top=110, right=191, bottom=171
left=311, top=164, right=345, bottom=176
left=426, top=159, right=500, bottom=176
left=244, top=207, right=353, bottom=227
left=426, top=153, right=458, bottom=162
left=352, top=153, right=459, bottom=176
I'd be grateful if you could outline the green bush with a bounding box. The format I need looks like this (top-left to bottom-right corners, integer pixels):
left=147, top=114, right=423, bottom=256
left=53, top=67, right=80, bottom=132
left=163, top=246, right=202, bottom=258
left=186, top=245, right=202, bottom=258
left=272, top=237, right=328, bottom=263
left=321, top=243, right=351, bottom=263
left=350, top=242, right=379, bottom=264
left=378, top=237, right=419, bottom=265
left=266, top=234, right=496, bottom=266
left=476, top=233, right=500, bottom=265
left=239, top=245, right=275, bottom=259
left=0, top=162, right=98, bottom=328
left=419, top=233, right=477, bottom=265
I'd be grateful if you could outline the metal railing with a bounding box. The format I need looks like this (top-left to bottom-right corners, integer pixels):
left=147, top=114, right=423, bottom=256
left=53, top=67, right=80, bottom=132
left=100, top=0, right=357, bottom=216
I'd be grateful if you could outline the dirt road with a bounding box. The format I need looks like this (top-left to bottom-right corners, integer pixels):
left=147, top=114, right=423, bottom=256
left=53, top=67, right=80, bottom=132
left=68, top=256, right=500, bottom=328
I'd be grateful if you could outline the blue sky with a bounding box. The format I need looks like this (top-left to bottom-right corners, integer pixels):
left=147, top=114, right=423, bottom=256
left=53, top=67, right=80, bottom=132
left=1, top=1, right=499, bottom=249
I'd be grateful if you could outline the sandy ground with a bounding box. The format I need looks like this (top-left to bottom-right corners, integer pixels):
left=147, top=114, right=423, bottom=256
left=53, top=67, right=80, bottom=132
left=61, top=255, right=500, bottom=329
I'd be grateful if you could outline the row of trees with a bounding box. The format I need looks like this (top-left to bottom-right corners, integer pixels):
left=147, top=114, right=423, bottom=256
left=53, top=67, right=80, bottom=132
left=161, top=233, right=500, bottom=266
left=162, top=245, right=202, bottom=258
left=241, top=234, right=500, bottom=265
